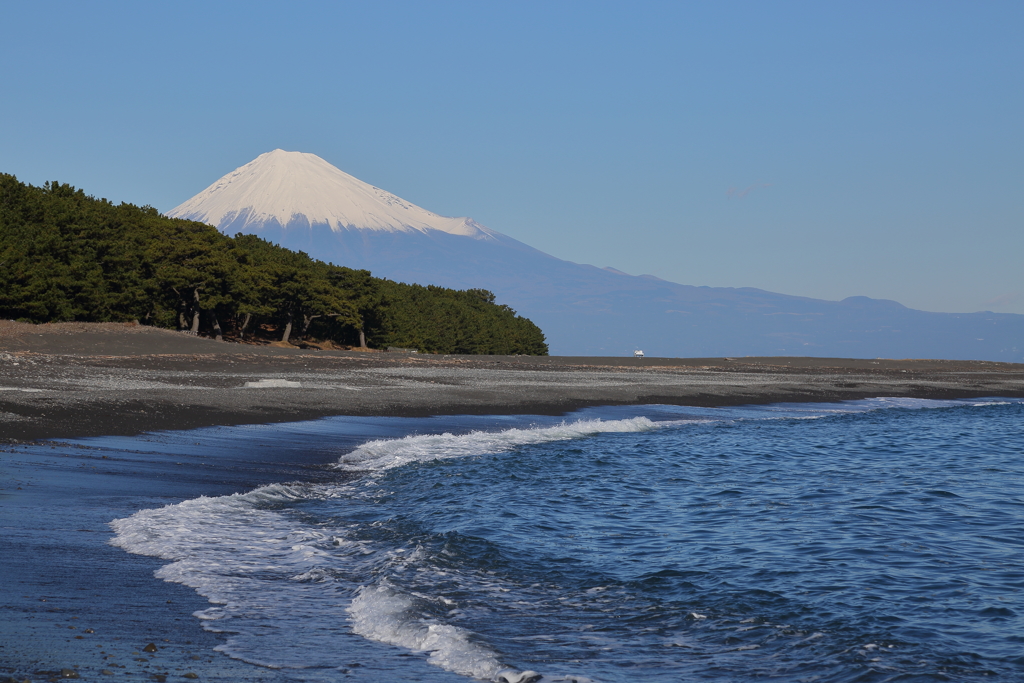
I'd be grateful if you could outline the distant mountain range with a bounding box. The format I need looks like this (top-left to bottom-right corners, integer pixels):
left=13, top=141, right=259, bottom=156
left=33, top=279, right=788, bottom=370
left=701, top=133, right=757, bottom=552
left=169, top=150, right=1023, bottom=361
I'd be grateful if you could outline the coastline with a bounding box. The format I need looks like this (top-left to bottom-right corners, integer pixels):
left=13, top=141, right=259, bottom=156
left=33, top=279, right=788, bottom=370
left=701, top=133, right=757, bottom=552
left=0, top=425, right=331, bottom=683
left=2, top=322, right=1024, bottom=681
left=2, top=321, right=1022, bottom=442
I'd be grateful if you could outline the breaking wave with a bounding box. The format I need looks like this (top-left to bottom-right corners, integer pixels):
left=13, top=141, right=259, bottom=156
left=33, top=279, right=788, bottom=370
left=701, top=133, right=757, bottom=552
left=333, top=416, right=663, bottom=472
left=109, top=417, right=655, bottom=680
left=108, top=399, right=1023, bottom=682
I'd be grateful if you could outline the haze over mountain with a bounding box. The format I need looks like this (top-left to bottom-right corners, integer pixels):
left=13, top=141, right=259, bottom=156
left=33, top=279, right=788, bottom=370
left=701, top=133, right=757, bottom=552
left=169, top=151, right=1024, bottom=361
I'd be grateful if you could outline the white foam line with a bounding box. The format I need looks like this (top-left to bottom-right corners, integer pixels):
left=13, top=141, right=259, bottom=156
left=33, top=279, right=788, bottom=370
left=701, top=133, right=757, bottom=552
left=333, top=417, right=664, bottom=472
left=348, top=583, right=507, bottom=680
left=109, top=483, right=316, bottom=561
left=107, top=400, right=1018, bottom=681
left=333, top=396, right=1021, bottom=474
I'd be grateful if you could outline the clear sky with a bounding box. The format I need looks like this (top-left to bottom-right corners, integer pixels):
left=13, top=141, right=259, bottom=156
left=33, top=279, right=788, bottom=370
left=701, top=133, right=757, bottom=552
left=2, top=1, right=1021, bottom=314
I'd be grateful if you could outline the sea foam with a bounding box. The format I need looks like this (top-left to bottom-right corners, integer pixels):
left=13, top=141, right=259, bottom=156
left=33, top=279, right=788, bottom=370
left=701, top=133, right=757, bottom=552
left=348, top=583, right=507, bottom=680
left=334, top=416, right=661, bottom=472
left=108, top=401, right=1021, bottom=681
left=109, top=418, right=645, bottom=680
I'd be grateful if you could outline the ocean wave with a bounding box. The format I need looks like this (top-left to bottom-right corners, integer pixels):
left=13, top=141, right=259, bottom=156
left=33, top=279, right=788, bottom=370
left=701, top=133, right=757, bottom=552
left=105, top=401, right=1022, bottom=681
left=348, top=583, right=508, bottom=680
left=109, top=482, right=316, bottom=560
left=333, top=416, right=663, bottom=472
left=348, top=583, right=590, bottom=683
left=107, top=418, right=649, bottom=680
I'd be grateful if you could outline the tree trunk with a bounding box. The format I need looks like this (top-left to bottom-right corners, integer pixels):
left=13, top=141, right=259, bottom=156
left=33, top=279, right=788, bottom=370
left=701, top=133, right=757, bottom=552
left=190, top=289, right=201, bottom=334
left=172, top=287, right=186, bottom=330
left=359, top=328, right=367, bottom=349
left=281, top=310, right=293, bottom=344
left=210, top=311, right=223, bottom=342
left=239, top=312, right=252, bottom=340
left=301, top=314, right=320, bottom=339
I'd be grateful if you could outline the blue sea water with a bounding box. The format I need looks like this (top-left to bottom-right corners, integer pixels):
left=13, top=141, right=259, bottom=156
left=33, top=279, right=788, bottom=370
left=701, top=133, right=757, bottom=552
left=110, top=398, right=1024, bottom=682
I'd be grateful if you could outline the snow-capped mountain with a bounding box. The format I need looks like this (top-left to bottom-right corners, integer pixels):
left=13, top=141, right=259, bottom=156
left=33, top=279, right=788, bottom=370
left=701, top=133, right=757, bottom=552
left=167, top=151, right=1024, bottom=361
left=169, top=149, right=495, bottom=239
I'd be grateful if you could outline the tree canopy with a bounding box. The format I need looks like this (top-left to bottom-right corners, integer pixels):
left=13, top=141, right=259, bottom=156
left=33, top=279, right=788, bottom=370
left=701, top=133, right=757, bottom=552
left=0, top=174, right=547, bottom=355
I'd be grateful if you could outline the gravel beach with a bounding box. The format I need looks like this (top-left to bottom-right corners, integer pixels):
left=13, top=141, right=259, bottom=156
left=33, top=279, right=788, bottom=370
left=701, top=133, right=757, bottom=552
left=1, top=321, right=1022, bottom=442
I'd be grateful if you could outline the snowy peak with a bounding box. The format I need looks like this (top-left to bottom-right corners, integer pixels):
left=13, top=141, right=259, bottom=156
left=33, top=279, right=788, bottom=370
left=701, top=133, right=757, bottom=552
left=167, top=149, right=497, bottom=239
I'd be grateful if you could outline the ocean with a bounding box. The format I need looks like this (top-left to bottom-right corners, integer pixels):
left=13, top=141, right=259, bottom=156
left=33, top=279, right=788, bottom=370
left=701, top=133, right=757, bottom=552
left=106, top=398, right=1024, bottom=682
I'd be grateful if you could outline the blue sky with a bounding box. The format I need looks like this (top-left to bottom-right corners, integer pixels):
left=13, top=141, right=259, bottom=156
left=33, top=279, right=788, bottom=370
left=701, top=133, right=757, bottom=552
left=3, top=1, right=1021, bottom=314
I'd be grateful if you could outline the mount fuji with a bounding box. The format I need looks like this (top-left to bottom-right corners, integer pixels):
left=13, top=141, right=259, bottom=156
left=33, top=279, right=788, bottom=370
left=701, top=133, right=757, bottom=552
left=169, top=150, right=1024, bottom=361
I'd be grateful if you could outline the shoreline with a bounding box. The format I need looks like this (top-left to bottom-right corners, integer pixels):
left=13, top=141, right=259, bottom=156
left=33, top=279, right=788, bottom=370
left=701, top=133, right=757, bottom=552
left=1, top=322, right=1022, bottom=442
left=2, top=324, right=1023, bottom=681
left=5, top=400, right=1021, bottom=682
left=1, top=419, right=363, bottom=683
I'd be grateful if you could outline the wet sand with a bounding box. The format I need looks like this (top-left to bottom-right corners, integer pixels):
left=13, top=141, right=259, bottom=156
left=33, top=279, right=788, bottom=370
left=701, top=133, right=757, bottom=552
left=1, top=434, right=318, bottom=683
left=2, top=322, right=1023, bottom=681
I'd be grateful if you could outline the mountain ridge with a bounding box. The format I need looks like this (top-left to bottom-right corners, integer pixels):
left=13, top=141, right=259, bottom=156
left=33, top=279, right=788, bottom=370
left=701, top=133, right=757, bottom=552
left=166, top=151, right=1024, bottom=361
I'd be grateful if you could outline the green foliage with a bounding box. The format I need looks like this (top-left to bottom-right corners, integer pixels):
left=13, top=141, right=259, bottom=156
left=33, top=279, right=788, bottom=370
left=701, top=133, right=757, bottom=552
left=370, top=282, right=548, bottom=355
left=0, top=174, right=548, bottom=355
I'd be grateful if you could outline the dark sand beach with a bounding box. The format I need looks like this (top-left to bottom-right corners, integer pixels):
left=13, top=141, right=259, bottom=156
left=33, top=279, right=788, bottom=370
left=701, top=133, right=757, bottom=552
left=2, top=321, right=1023, bottom=682
left=2, top=321, right=1022, bottom=443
